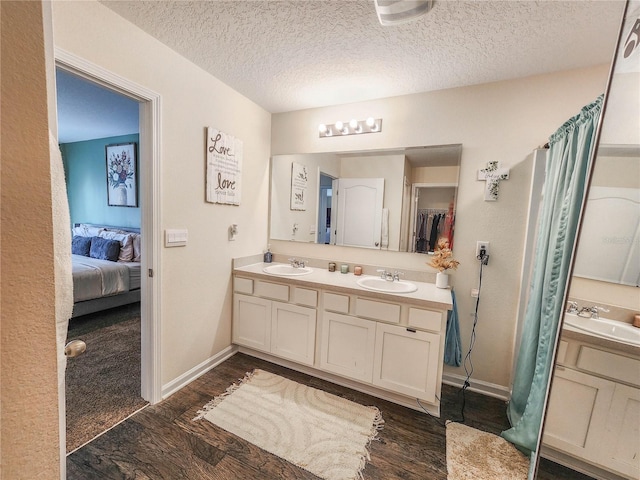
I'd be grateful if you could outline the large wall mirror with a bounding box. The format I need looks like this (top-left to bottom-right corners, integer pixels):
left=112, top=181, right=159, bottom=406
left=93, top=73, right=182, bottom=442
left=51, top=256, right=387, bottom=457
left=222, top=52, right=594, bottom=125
left=539, top=1, right=640, bottom=479
left=269, top=144, right=461, bottom=253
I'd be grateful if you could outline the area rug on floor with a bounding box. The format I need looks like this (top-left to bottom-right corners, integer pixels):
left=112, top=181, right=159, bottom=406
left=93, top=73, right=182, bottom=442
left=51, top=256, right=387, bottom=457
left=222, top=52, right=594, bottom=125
left=446, top=421, right=529, bottom=480
left=66, top=314, right=148, bottom=452
left=195, top=369, right=384, bottom=480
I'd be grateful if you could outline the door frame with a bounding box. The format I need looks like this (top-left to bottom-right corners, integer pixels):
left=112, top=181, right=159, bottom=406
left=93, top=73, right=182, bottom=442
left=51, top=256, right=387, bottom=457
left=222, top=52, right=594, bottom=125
left=55, top=48, right=162, bottom=404
left=409, top=182, right=458, bottom=253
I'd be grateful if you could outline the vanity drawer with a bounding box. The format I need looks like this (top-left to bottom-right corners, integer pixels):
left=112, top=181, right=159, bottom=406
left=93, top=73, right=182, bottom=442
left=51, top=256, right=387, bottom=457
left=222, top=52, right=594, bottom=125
left=324, top=292, right=349, bottom=313
left=408, top=308, right=444, bottom=333
left=234, top=277, right=253, bottom=295
left=355, top=298, right=400, bottom=324
left=576, top=346, right=640, bottom=387
left=254, top=280, right=289, bottom=302
left=292, top=287, right=318, bottom=308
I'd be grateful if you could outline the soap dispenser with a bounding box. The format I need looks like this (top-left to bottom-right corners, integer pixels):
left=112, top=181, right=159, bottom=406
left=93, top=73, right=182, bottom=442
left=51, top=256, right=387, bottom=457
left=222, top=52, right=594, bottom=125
left=264, top=245, right=273, bottom=263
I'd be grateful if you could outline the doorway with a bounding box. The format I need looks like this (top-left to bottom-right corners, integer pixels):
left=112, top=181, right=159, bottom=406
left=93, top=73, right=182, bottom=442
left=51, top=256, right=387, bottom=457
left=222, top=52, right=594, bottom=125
left=54, top=50, right=161, bottom=451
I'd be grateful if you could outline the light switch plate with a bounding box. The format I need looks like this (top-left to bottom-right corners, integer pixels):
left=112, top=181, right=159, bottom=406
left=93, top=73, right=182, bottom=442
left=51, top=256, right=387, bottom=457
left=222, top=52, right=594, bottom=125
left=165, top=229, right=188, bottom=247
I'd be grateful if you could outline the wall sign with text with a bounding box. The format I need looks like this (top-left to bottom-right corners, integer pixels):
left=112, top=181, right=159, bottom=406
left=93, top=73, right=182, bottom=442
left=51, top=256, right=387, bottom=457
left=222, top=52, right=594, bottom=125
left=206, top=127, right=243, bottom=205
left=290, top=162, right=308, bottom=210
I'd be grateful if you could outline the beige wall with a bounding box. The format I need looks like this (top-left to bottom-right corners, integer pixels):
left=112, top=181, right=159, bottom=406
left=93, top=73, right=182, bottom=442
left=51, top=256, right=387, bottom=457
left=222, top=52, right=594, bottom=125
left=271, top=66, right=611, bottom=389
left=52, top=0, right=272, bottom=385
left=1, top=1, right=61, bottom=477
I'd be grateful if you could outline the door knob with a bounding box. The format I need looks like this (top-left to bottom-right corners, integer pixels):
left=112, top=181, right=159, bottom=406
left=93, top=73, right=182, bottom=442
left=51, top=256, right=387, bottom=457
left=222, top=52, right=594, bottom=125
left=65, top=340, right=86, bottom=358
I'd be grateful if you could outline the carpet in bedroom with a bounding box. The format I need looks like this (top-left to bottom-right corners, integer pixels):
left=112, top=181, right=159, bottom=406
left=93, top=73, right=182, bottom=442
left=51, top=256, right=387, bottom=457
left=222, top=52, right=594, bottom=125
left=66, top=303, right=148, bottom=452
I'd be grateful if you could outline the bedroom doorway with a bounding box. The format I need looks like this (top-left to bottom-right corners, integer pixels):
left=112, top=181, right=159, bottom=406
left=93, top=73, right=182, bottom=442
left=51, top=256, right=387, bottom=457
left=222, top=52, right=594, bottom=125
left=55, top=51, right=162, bottom=452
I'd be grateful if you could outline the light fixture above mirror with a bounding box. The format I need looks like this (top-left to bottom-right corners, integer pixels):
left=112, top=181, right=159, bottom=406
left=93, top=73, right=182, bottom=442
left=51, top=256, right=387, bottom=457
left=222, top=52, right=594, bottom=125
left=318, top=118, right=382, bottom=137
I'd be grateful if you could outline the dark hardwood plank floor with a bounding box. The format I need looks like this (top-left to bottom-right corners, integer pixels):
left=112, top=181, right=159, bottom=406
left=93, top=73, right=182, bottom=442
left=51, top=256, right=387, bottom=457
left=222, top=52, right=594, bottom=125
left=67, top=352, right=592, bottom=479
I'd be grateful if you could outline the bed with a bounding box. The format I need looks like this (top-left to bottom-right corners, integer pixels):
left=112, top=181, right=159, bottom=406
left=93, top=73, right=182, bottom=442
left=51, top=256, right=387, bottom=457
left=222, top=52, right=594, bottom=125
left=71, top=224, right=142, bottom=317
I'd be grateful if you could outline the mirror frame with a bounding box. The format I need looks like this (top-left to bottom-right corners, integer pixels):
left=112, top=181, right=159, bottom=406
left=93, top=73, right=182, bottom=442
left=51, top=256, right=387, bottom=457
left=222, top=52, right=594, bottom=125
left=531, top=1, right=632, bottom=477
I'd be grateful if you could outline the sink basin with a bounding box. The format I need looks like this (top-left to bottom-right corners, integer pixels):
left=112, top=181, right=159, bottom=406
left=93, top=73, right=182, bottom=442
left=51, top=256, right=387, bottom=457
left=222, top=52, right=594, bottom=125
left=263, top=264, right=313, bottom=276
left=563, top=314, right=640, bottom=347
left=356, top=276, right=418, bottom=294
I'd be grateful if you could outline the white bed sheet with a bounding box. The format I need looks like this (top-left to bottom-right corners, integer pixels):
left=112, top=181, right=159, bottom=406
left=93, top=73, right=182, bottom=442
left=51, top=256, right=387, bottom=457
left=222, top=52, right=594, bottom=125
left=72, top=254, right=138, bottom=303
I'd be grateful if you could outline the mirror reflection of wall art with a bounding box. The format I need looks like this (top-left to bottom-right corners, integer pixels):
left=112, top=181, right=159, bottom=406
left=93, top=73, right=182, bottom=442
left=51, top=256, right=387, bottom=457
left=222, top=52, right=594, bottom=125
left=206, top=127, right=243, bottom=206
left=106, top=142, right=138, bottom=207
left=291, top=162, right=308, bottom=210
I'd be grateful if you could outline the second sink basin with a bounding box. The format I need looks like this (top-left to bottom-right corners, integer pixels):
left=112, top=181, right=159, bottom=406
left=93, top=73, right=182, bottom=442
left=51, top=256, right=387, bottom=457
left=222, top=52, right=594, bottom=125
left=357, top=276, right=418, bottom=293
left=563, top=314, right=640, bottom=347
left=263, top=264, right=313, bottom=276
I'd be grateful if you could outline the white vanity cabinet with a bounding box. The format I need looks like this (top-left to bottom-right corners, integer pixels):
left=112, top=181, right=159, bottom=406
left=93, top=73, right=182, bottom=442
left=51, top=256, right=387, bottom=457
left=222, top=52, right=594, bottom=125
left=232, top=269, right=451, bottom=415
left=372, top=323, right=441, bottom=403
left=233, top=277, right=317, bottom=366
left=543, top=338, right=640, bottom=480
left=319, top=291, right=447, bottom=406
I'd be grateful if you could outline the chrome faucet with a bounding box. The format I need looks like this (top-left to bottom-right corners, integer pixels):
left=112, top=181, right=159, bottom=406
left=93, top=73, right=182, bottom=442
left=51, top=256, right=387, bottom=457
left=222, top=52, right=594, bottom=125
left=377, top=269, right=394, bottom=281
left=377, top=269, right=404, bottom=282
left=578, top=305, right=610, bottom=319
left=565, top=301, right=579, bottom=314
left=288, top=257, right=306, bottom=268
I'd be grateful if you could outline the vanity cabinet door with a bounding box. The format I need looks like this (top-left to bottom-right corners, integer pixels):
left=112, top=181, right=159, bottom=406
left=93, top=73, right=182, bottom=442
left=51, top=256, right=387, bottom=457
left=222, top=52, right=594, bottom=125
left=372, top=323, right=440, bottom=403
left=233, top=294, right=272, bottom=353
left=271, top=301, right=316, bottom=366
left=543, top=367, right=615, bottom=461
left=602, top=383, right=640, bottom=479
left=320, top=312, right=376, bottom=383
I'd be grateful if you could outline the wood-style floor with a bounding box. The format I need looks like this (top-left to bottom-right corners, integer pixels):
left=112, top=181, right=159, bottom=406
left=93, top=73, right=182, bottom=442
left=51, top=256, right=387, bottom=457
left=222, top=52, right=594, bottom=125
left=67, top=352, right=592, bottom=479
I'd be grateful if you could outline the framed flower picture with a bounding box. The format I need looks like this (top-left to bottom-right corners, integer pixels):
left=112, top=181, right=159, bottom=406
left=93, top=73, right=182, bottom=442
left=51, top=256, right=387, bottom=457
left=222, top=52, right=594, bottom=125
left=105, top=142, right=138, bottom=207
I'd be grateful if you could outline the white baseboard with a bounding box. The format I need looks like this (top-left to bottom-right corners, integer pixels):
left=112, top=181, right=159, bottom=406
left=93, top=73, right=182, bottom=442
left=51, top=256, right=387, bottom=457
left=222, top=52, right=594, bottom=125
left=161, top=345, right=238, bottom=399
left=442, top=372, right=511, bottom=402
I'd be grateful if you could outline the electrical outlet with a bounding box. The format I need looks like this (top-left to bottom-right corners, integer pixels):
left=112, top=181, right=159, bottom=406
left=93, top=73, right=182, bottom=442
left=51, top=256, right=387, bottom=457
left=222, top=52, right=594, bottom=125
left=476, top=241, right=490, bottom=258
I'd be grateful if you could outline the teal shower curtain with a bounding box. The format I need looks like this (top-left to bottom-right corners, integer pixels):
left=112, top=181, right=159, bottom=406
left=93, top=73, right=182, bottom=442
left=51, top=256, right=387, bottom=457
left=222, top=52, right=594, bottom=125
left=501, top=95, right=603, bottom=460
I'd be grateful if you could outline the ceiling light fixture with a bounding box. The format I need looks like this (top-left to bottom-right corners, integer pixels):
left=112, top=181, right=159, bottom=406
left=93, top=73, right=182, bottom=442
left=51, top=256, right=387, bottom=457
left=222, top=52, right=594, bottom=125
left=318, top=118, right=383, bottom=138
left=374, top=0, right=434, bottom=26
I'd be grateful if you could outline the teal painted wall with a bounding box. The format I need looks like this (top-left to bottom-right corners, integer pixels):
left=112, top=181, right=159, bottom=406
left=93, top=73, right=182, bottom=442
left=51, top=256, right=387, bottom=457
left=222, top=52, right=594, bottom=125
left=61, top=134, right=141, bottom=228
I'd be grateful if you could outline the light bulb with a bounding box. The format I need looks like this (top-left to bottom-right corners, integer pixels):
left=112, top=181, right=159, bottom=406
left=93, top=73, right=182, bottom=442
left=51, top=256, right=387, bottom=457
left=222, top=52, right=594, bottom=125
left=318, top=123, right=327, bottom=133
left=366, top=117, right=375, bottom=127
left=335, top=121, right=343, bottom=131
left=349, top=119, right=358, bottom=129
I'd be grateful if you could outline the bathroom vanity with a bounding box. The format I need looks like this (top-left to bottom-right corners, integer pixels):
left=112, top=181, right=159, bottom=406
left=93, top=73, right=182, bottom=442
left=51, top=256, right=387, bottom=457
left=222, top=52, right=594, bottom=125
left=542, top=318, right=640, bottom=480
left=231, top=261, right=452, bottom=416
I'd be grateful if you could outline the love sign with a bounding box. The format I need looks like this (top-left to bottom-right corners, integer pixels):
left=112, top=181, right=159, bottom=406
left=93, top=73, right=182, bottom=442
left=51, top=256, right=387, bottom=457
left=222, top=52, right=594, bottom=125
left=206, top=127, right=243, bottom=205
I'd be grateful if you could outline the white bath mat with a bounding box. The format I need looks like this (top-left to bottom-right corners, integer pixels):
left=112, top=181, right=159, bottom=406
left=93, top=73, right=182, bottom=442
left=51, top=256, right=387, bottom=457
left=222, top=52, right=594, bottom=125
left=195, top=369, right=384, bottom=480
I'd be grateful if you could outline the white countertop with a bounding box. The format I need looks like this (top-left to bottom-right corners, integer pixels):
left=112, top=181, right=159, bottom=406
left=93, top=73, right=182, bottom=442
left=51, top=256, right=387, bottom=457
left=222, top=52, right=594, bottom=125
left=234, top=262, right=453, bottom=310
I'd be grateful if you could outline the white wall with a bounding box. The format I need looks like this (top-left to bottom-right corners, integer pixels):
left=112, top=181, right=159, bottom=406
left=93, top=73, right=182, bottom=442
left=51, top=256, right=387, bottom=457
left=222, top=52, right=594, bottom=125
left=52, top=1, right=272, bottom=386
left=271, top=65, right=610, bottom=389
left=270, top=153, right=339, bottom=242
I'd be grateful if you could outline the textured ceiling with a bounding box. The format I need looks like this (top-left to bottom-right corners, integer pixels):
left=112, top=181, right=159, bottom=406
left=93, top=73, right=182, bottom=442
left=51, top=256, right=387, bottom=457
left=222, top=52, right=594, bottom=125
left=99, top=0, right=625, bottom=113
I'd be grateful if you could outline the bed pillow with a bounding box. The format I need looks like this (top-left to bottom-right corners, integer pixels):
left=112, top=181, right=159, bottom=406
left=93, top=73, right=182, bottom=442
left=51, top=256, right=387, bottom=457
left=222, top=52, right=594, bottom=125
left=98, top=231, right=134, bottom=262
left=71, top=235, right=92, bottom=256
left=72, top=224, right=104, bottom=238
left=131, top=233, right=141, bottom=262
left=89, top=236, right=121, bottom=262
left=106, top=228, right=141, bottom=262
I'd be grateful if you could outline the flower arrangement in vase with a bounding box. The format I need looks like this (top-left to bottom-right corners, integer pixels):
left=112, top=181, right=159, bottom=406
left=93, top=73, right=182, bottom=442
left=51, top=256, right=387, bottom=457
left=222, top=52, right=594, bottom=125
left=428, top=239, right=460, bottom=288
